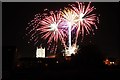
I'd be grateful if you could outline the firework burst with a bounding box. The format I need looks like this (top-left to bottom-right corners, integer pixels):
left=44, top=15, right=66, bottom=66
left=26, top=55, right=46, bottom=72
left=26, top=10, right=68, bottom=53
left=39, top=11, right=68, bottom=51
left=70, top=1, right=99, bottom=43
left=62, top=8, right=78, bottom=29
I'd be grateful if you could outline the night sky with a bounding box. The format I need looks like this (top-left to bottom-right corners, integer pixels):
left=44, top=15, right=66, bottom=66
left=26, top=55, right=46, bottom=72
left=2, top=2, right=119, bottom=58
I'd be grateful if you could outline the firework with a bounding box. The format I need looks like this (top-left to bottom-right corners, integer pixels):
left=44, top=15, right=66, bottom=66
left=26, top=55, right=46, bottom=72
left=65, top=43, right=79, bottom=56
left=70, top=2, right=99, bottom=43
left=60, top=2, right=99, bottom=55
left=26, top=2, right=99, bottom=55
left=62, top=8, right=78, bottom=55
left=62, top=8, right=78, bottom=28
left=26, top=10, right=68, bottom=53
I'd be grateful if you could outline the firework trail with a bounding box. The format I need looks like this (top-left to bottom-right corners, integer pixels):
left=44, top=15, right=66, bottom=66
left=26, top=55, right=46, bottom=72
left=69, top=1, right=99, bottom=44
left=62, top=8, right=79, bottom=55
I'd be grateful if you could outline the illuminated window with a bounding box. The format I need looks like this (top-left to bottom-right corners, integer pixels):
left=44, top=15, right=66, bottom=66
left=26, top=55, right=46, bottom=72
left=36, top=47, right=45, bottom=58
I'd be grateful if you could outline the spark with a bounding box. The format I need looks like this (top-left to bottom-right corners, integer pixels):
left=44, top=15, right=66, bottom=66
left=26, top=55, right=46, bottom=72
left=65, top=44, right=78, bottom=56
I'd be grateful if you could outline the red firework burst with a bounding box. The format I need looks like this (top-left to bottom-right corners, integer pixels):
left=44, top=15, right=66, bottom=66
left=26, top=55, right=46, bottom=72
left=70, top=1, right=99, bottom=43
left=26, top=10, right=68, bottom=53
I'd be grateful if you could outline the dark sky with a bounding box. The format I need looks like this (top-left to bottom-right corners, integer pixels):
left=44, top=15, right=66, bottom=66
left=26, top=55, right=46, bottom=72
left=2, top=2, right=119, bottom=58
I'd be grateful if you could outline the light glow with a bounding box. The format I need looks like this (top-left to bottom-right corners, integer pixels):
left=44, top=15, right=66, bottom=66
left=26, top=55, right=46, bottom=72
left=36, top=47, right=45, bottom=58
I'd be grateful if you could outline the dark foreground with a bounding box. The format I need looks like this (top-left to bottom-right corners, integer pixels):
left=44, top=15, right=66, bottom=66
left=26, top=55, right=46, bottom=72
left=2, top=46, right=120, bottom=80
left=2, top=58, right=120, bottom=80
